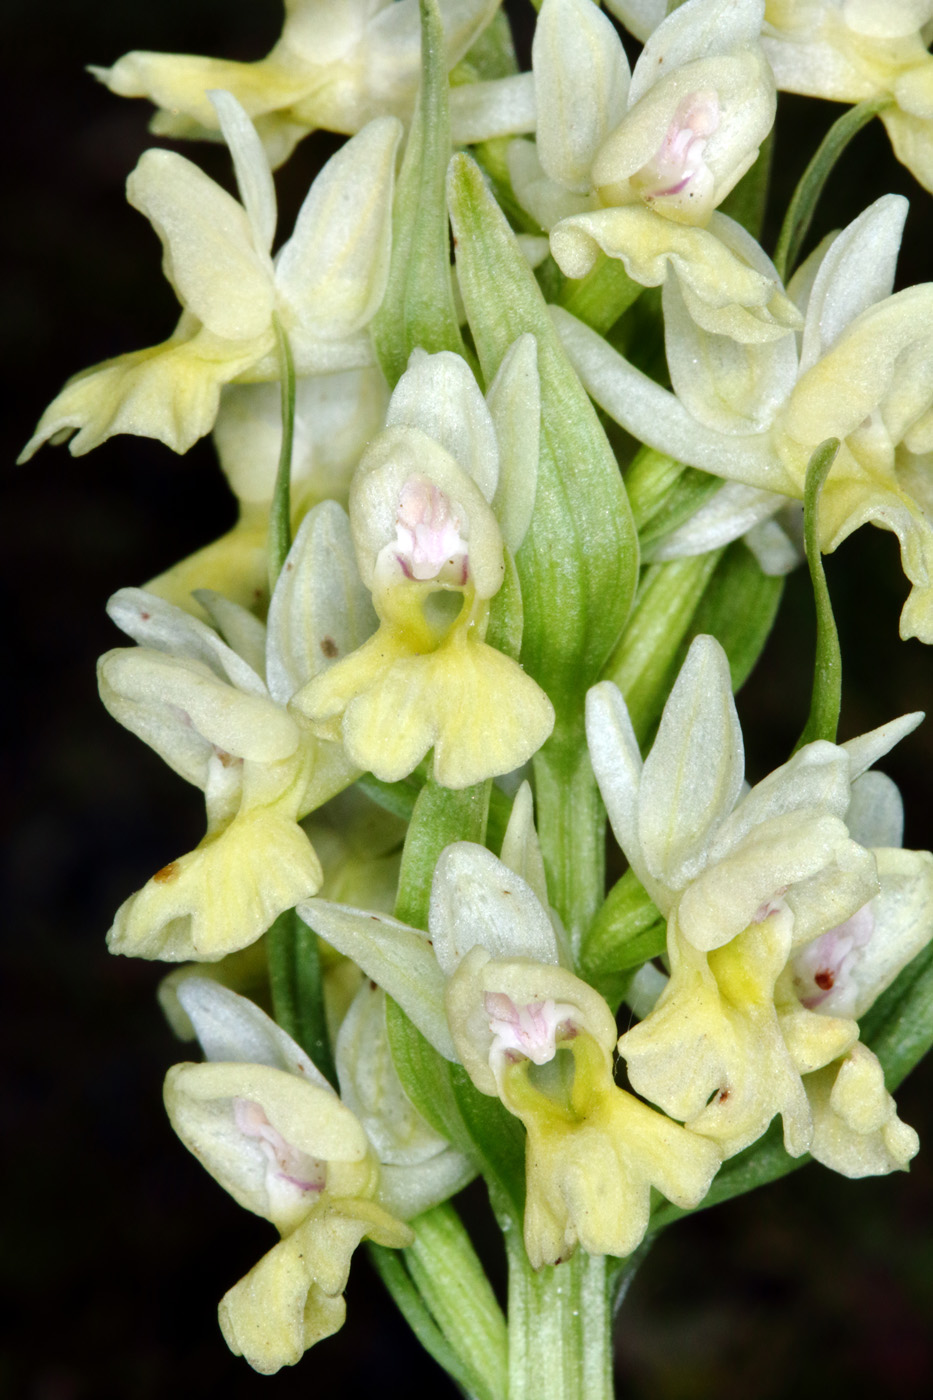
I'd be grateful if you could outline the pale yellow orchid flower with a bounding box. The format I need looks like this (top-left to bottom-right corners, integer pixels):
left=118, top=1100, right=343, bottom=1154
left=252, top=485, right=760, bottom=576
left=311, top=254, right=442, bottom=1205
left=763, top=1, right=933, bottom=192
left=512, top=0, right=798, bottom=343
left=556, top=194, right=933, bottom=641
left=19, top=93, right=400, bottom=461
left=292, top=343, right=555, bottom=789
left=588, top=638, right=931, bottom=1163
left=302, top=828, right=721, bottom=1267
left=92, top=0, right=503, bottom=168
left=100, top=505, right=375, bottom=962
left=164, top=979, right=413, bottom=1373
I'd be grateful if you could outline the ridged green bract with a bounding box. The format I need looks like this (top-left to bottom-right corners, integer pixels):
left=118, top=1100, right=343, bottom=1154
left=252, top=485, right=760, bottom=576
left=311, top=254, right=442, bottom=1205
left=372, top=0, right=468, bottom=387
left=448, top=153, right=639, bottom=718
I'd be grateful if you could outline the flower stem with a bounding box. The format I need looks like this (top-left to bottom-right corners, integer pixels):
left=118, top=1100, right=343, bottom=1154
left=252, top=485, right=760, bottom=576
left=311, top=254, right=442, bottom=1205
left=774, top=96, right=893, bottom=281
left=507, top=1239, right=613, bottom=1400
left=532, top=717, right=605, bottom=960
left=268, top=312, right=296, bottom=591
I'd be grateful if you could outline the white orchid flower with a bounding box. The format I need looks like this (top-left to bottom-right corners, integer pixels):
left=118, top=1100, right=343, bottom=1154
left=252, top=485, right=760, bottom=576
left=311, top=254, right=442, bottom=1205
left=556, top=193, right=933, bottom=641
left=587, top=634, right=929, bottom=1159
left=99, top=503, right=376, bottom=961
left=20, top=93, right=401, bottom=460
left=164, top=979, right=412, bottom=1374
left=91, top=0, right=509, bottom=167
left=512, top=0, right=795, bottom=343
left=291, top=342, right=555, bottom=789
left=300, top=788, right=721, bottom=1268
left=762, top=1, right=933, bottom=192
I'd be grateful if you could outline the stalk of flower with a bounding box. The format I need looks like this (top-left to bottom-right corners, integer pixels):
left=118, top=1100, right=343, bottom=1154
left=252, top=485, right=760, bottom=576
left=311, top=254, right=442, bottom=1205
left=99, top=504, right=377, bottom=961
left=90, top=0, right=510, bottom=168
left=19, top=92, right=401, bottom=461
left=761, top=0, right=933, bottom=192
left=512, top=0, right=799, bottom=342
left=300, top=796, right=722, bottom=1270
left=143, top=366, right=390, bottom=617
left=291, top=342, right=555, bottom=788
left=555, top=192, right=933, bottom=641
left=163, top=978, right=415, bottom=1373
left=586, top=635, right=929, bottom=1159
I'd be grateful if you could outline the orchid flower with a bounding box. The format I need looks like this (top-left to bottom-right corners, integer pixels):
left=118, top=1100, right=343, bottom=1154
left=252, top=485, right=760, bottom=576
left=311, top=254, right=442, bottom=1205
left=762, top=1, right=933, bottom=193
left=300, top=787, right=721, bottom=1267
left=556, top=193, right=933, bottom=641
left=291, top=342, right=555, bottom=789
left=586, top=634, right=931, bottom=1159
left=164, top=978, right=414, bottom=1373
left=89, top=0, right=519, bottom=167
left=99, top=503, right=376, bottom=961
left=19, top=93, right=400, bottom=460
left=511, top=0, right=797, bottom=342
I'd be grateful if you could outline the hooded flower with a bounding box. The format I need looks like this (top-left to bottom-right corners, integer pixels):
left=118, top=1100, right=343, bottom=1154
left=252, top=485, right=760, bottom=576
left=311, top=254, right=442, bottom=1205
left=299, top=788, right=721, bottom=1266
left=511, top=0, right=796, bottom=343
left=556, top=193, right=933, bottom=641
left=164, top=978, right=413, bottom=1373
left=292, top=342, right=555, bottom=788
left=762, top=0, right=933, bottom=193
left=20, top=92, right=400, bottom=461
left=100, top=503, right=375, bottom=961
left=91, top=0, right=509, bottom=168
left=586, top=634, right=928, bottom=1158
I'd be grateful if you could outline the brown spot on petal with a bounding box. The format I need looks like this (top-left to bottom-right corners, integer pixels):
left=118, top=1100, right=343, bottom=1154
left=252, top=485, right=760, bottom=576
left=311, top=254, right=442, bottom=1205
left=140, top=611, right=151, bottom=621
left=320, top=636, right=338, bottom=658
left=717, top=1087, right=730, bottom=1104
left=215, top=750, right=237, bottom=768
left=815, top=970, right=835, bottom=991
left=153, top=861, right=181, bottom=884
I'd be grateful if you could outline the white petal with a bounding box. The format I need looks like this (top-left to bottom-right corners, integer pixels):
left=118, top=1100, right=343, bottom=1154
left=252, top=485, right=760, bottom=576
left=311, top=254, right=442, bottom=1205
left=648, top=482, right=786, bottom=562
left=387, top=350, right=500, bottom=502
left=799, top=195, right=909, bottom=375
left=638, top=635, right=744, bottom=889
left=498, top=780, right=550, bottom=913
left=585, top=681, right=647, bottom=882
left=843, top=713, right=925, bottom=779
left=429, top=844, right=561, bottom=976
left=193, top=591, right=268, bottom=678
left=265, top=502, right=377, bottom=705
left=176, top=978, right=330, bottom=1085
left=127, top=149, right=274, bottom=340
left=208, top=89, right=277, bottom=255
left=106, top=587, right=268, bottom=695
left=629, top=0, right=767, bottom=107
left=845, top=771, right=905, bottom=849
left=449, top=72, right=537, bottom=144
left=297, top=899, right=457, bottom=1062
left=551, top=306, right=790, bottom=491
left=533, top=0, right=630, bottom=191
left=486, top=333, right=540, bottom=553
left=275, top=116, right=402, bottom=341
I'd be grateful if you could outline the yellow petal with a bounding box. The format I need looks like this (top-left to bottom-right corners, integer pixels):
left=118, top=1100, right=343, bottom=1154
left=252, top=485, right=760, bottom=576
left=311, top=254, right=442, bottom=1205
left=107, top=800, right=323, bottom=962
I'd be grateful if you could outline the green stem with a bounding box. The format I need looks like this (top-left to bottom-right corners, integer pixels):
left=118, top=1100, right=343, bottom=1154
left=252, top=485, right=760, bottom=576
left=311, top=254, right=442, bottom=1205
left=556, top=253, right=643, bottom=335
left=794, top=438, right=842, bottom=752
left=267, top=312, right=296, bottom=592
left=532, top=718, right=605, bottom=960
left=774, top=96, right=892, bottom=281
left=507, top=1240, right=612, bottom=1400
left=266, top=906, right=338, bottom=1088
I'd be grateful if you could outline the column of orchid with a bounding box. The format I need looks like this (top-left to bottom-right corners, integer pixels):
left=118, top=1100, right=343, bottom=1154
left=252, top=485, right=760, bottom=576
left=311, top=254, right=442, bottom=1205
left=24, top=1, right=933, bottom=1395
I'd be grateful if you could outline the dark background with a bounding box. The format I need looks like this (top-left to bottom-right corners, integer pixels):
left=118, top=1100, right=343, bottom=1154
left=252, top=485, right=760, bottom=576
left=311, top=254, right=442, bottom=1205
left=3, top=2, right=933, bottom=1397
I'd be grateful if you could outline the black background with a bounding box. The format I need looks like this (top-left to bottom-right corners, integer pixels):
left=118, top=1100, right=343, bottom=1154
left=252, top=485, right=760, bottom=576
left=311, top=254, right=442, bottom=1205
left=3, top=3, right=933, bottom=1397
